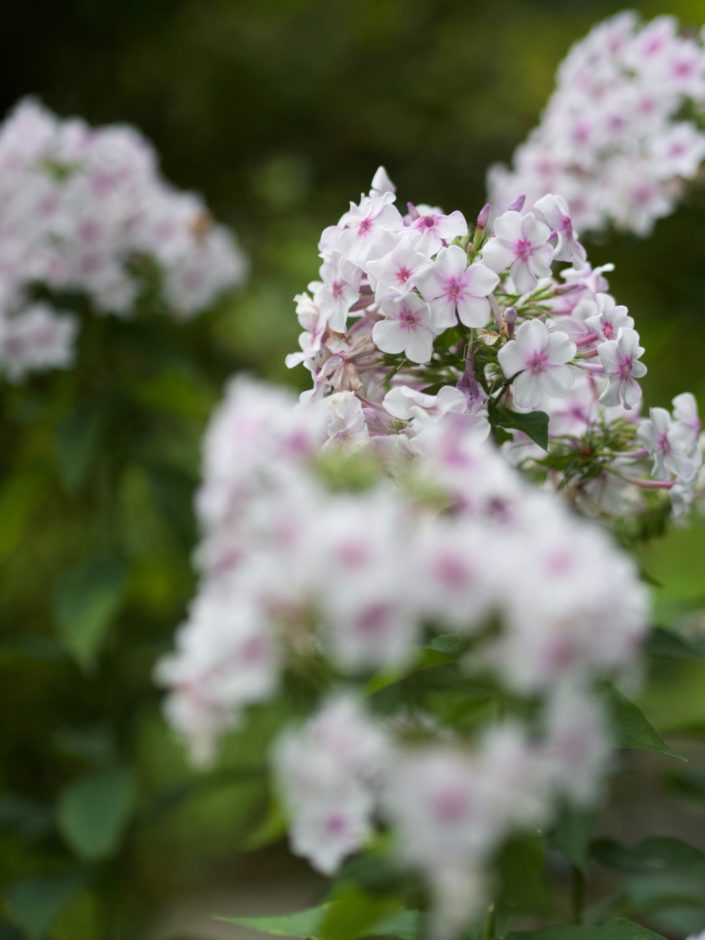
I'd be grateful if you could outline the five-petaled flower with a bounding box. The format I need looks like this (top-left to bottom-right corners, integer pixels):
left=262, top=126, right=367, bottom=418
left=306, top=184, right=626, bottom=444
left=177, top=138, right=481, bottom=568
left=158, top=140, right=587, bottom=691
left=372, top=293, right=436, bottom=363
left=498, top=320, right=577, bottom=410
left=482, top=210, right=554, bottom=294
left=418, top=245, right=499, bottom=329
left=597, top=327, right=647, bottom=409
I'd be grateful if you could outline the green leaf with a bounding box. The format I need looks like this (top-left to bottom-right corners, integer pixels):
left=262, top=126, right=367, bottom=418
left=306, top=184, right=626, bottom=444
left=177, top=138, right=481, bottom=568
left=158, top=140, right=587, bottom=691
left=0, top=469, right=47, bottom=562
left=5, top=874, right=83, bottom=940
left=241, top=795, right=287, bottom=851
left=646, top=627, right=705, bottom=661
left=146, top=463, right=197, bottom=548
left=54, top=554, right=128, bottom=670
left=57, top=766, right=136, bottom=861
left=367, top=910, right=421, bottom=939
left=593, top=836, right=705, bottom=879
left=592, top=838, right=705, bottom=926
left=602, top=684, right=685, bottom=761
left=56, top=401, right=106, bottom=492
left=0, top=794, right=54, bottom=842
left=489, top=403, right=549, bottom=450
left=508, top=917, right=666, bottom=940
left=550, top=805, right=596, bottom=875
left=218, top=904, right=330, bottom=937
left=218, top=903, right=421, bottom=939
left=497, top=833, right=551, bottom=914
left=319, top=886, right=402, bottom=940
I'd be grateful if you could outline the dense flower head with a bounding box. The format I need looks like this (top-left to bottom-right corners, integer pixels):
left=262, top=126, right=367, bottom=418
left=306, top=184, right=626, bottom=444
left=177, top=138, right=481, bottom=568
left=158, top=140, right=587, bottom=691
left=0, top=98, right=247, bottom=380
left=286, top=168, right=704, bottom=528
left=488, top=12, right=705, bottom=236
left=157, top=376, right=650, bottom=932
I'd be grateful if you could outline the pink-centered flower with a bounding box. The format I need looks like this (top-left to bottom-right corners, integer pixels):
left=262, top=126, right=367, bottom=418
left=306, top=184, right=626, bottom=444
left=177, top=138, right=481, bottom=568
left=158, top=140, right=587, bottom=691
left=408, top=208, right=468, bottom=256
left=498, top=320, right=576, bottom=411
left=418, top=245, right=499, bottom=330
left=534, top=193, right=586, bottom=266
left=372, top=293, right=435, bottom=364
left=597, top=327, right=647, bottom=409
left=366, top=239, right=430, bottom=304
left=482, top=210, right=554, bottom=293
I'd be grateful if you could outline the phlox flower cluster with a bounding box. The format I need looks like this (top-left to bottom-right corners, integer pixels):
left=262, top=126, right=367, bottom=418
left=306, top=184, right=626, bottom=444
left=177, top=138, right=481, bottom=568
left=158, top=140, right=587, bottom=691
left=0, top=98, right=247, bottom=380
left=157, top=377, right=649, bottom=932
left=488, top=12, right=705, bottom=235
left=286, top=168, right=703, bottom=525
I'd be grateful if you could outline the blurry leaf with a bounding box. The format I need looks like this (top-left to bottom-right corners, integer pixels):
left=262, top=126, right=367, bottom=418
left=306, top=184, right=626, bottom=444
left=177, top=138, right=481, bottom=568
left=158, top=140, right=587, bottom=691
left=218, top=905, right=330, bottom=936
left=666, top=766, right=705, bottom=809
left=0, top=918, right=24, bottom=940
left=54, top=725, right=115, bottom=766
left=219, top=902, right=421, bottom=939
left=56, top=401, right=106, bottom=492
left=319, top=886, right=402, bottom=940
left=4, top=874, right=83, bottom=940
left=509, top=919, right=666, bottom=940
left=592, top=836, right=705, bottom=878
left=592, top=838, right=705, bottom=925
left=0, top=634, right=66, bottom=666
left=146, top=463, right=197, bottom=548
left=602, top=684, right=685, bottom=761
left=489, top=403, right=549, bottom=450
left=646, top=627, right=705, bottom=661
left=0, top=794, right=54, bottom=842
left=0, top=469, right=47, bottom=562
left=550, top=805, right=595, bottom=876
left=241, top=795, right=287, bottom=851
left=497, top=833, right=551, bottom=913
left=57, top=766, right=136, bottom=860
left=366, top=910, right=421, bottom=940
left=54, top=554, right=128, bottom=670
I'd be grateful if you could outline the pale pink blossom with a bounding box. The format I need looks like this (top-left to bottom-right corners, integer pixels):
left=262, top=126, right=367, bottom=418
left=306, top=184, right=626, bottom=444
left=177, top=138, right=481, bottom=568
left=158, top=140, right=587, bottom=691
left=417, top=245, right=499, bottom=329
left=597, top=327, right=647, bottom=409
left=498, top=320, right=576, bottom=411
left=482, top=210, right=554, bottom=293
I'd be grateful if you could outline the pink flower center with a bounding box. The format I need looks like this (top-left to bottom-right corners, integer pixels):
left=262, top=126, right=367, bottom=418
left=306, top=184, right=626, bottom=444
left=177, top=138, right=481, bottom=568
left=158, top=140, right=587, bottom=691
left=657, top=432, right=671, bottom=455
left=357, top=602, right=392, bottom=636
left=326, top=812, right=348, bottom=836
left=514, top=238, right=534, bottom=262
left=337, top=539, right=369, bottom=567
left=399, top=305, right=420, bottom=328
left=332, top=279, right=344, bottom=299
left=239, top=636, right=267, bottom=665
left=526, top=349, right=549, bottom=375
left=395, top=265, right=413, bottom=285
left=602, top=321, right=615, bottom=339
left=358, top=217, right=373, bottom=236
left=618, top=355, right=634, bottom=379
left=432, top=785, right=470, bottom=823
left=434, top=555, right=470, bottom=589
left=673, top=58, right=694, bottom=78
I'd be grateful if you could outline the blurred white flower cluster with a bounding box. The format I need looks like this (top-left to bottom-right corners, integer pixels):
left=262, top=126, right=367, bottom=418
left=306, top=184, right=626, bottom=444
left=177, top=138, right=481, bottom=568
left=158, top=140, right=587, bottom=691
left=287, top=169, right=703, bottom=524
left=0, top=98, right=247, bottom=380
left=157, top=376, right=649, bottom=932
left=488, top=12, right=705, bottom=235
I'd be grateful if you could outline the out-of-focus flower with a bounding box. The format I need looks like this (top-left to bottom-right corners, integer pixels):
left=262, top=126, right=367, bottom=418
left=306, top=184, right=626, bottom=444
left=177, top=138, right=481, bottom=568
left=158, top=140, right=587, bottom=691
left=0, top=98, right=247, bottom=380
left=488, top=13, right=705, bottom=236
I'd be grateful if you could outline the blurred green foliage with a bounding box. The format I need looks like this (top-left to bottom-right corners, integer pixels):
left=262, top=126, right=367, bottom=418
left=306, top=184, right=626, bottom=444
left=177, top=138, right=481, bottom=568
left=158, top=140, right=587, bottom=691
left=2, top=1, right=705, bottom=938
